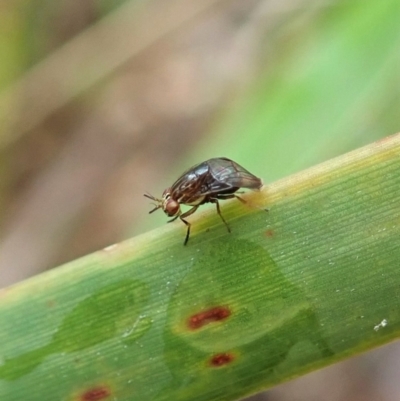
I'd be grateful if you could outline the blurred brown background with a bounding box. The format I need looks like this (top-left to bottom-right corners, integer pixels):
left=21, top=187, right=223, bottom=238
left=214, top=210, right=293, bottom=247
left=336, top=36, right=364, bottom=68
left=0, top=0, right=399, bottom=400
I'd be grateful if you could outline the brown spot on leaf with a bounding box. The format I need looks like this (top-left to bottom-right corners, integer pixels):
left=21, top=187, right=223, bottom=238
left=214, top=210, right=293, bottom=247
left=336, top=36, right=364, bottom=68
left=188, top=306, right=231, bottom=330
left=210, top=353, right=234, bottom=367
left=81, top=386, right=110, bottom=401
left=265, top=229, right=274, bottom=237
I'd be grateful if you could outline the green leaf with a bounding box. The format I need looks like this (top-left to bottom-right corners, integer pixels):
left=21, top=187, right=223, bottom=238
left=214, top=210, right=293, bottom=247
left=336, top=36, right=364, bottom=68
left=1, top=133, right=400, bottom=400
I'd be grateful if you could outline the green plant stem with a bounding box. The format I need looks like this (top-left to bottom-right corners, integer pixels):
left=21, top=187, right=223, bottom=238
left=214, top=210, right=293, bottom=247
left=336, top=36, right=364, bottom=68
left=1, top=133, right=400, bottom=401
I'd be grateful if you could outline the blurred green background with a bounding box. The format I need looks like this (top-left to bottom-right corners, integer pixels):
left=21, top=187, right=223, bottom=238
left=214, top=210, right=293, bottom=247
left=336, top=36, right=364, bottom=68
left=0, top=0, right=399, bottom=400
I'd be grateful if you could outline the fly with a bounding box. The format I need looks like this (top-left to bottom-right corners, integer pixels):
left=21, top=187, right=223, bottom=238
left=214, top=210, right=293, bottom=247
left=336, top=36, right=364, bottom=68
left=144, top=157, right=264, bottom=245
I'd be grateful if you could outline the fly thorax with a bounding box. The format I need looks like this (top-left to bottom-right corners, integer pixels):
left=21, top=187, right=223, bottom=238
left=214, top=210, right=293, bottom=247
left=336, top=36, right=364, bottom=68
left=184, top=195, right=205, bottom=206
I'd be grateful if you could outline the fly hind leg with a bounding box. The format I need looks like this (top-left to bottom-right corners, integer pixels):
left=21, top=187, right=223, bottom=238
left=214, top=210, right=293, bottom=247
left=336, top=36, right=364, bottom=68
left=216, top=193, right=269, bottom=212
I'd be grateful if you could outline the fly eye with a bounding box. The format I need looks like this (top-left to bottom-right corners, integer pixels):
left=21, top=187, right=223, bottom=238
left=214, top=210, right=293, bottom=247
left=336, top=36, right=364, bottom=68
left=164, top=198, right=180, bottom=217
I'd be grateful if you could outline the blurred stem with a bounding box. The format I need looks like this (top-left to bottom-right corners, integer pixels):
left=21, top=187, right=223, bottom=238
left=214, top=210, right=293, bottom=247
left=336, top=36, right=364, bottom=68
left=0, top=0, right=229, bottom=147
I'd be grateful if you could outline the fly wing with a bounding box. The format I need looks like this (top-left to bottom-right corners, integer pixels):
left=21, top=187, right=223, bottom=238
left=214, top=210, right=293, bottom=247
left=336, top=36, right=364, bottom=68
left=170, top=161, right=210, bottom=203
left=207, top=157, right=263, bottom=191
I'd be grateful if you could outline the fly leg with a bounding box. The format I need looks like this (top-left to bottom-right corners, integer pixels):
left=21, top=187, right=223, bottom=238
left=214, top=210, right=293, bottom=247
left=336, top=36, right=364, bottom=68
left=233, top=194, right=269, bottom=211
left=179, top=206, right=199, bottom=245
left=233, top=194, right=247, bottom=205
left=215, top=193, right=245, bottom=204
left=210, top=198, right=231, bottom=233
left=217, top=193, right=269, bottom=212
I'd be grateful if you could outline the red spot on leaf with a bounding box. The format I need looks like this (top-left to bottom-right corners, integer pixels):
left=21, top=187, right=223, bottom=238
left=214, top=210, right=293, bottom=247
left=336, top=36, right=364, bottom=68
left=210, top=353, right=234, bottom=367
left=265, top=229, right=274, bottom=237
left=188, top=306, right=231, bottom=330
left=81, top=387, right=110, bottom=401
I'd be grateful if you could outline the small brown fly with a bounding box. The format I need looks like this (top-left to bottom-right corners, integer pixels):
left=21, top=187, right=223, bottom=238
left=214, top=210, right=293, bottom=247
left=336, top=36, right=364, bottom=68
left=144, top=157, right=264, bottom=245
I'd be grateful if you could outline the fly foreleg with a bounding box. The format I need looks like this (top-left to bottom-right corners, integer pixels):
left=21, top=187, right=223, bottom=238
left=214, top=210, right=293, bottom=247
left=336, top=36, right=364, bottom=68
left=180, top=206, right=199, bottom=245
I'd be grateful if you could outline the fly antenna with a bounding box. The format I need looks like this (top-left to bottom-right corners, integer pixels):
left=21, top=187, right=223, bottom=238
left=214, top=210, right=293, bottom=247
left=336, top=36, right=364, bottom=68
left=144, top=193, right=156, bottom=201
left=144, top=193, right=162, bottom=214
